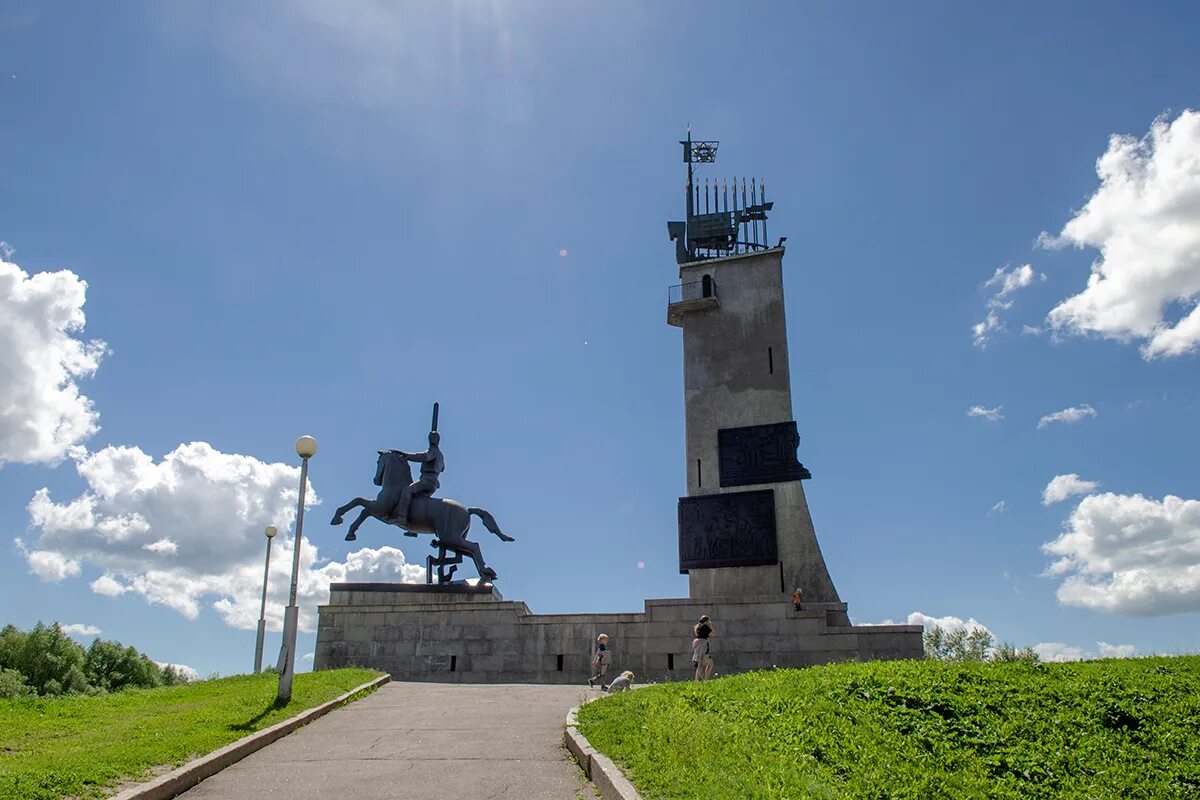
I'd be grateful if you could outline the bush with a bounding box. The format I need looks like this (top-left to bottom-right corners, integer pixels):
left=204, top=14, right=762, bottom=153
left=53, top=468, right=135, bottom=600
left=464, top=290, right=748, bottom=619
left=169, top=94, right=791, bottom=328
left=0, top=667, right=33, bottom=699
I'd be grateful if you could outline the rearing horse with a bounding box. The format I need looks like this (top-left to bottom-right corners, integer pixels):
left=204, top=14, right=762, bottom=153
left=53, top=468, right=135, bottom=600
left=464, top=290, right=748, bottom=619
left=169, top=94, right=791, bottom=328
left=330, top=450, right=514, bottom=582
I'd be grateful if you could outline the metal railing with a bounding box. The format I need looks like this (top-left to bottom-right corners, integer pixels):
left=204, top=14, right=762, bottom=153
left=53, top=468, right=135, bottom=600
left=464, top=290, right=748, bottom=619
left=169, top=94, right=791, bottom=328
left=668, top=277, right=718, bottom=306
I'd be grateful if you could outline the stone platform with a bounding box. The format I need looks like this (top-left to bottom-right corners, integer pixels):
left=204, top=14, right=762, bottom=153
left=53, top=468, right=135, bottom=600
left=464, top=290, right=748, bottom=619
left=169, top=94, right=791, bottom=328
left=314, top=583, right=923, bottom=683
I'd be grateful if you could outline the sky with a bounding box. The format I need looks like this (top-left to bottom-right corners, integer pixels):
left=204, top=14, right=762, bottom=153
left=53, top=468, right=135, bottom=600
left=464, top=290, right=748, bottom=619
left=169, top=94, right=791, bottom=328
left=2, top=1, right=1199, bottom=677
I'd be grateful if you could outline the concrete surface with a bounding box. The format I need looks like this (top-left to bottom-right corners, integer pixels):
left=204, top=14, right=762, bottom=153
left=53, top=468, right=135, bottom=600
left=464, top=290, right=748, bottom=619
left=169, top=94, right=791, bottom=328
left=175, top=682, right=595, bottom=800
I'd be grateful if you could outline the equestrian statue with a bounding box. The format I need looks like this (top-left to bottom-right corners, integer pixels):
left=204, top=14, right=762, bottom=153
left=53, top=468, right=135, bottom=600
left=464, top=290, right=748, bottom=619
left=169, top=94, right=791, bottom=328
left=330, top=403, right=514, bottom=584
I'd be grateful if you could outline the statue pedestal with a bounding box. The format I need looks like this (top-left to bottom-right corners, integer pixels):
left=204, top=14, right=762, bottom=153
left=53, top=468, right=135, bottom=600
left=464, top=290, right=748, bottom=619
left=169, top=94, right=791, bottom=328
left=313, top=583, right=922, bottom=683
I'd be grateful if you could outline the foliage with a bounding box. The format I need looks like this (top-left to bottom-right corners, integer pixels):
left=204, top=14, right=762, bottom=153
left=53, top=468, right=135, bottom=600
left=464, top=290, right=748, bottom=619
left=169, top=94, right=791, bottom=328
left=991, top=640, right=1040, bottom=664
left=923, top=623, right=994, bottom=662
left=577, top=655, right=1200, bottom=799
left=0, top=667, right=381, bottom=800
left=0, top=669, right=33, bottom=700
left=0, top=623, right=183, bottom=697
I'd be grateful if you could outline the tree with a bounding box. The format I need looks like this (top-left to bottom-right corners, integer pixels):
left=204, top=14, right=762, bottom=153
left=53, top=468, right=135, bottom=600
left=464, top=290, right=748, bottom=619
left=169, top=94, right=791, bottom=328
left=0, top=667, right=33, bottom=699
left=924, top=624, right=1039, bottom=663
left=15, top=623, right=88, bottom=695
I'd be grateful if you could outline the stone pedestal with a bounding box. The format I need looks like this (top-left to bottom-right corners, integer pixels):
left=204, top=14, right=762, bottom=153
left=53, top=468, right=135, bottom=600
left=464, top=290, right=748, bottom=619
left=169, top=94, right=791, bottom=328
left=314, top=582, right=922, bottom=684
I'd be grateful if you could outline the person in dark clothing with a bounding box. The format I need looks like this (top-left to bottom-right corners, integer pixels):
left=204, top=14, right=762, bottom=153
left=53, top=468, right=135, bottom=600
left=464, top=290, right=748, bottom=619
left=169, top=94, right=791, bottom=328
left=692, top=615, right=714, bottom=681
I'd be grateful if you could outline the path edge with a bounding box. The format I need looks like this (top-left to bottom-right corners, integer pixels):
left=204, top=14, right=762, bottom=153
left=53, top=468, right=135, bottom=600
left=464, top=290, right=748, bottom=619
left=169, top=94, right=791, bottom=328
left=564, top=699, right=642, bottom=800
left=109, top=673, right=391, bottom=800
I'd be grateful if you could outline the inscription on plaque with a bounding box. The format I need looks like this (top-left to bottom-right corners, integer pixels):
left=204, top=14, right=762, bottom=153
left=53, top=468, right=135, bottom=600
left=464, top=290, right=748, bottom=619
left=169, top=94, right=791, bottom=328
left=678, top=489, right=777, bottom=572
left=718, top=421, right=812, bottom=487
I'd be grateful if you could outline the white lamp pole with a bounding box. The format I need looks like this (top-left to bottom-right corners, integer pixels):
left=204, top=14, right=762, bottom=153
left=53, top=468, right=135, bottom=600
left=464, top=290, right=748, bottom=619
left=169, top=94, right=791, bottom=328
left=253, top=525, right=278, bottom=673
left=277, top=435, right=317, bottom=704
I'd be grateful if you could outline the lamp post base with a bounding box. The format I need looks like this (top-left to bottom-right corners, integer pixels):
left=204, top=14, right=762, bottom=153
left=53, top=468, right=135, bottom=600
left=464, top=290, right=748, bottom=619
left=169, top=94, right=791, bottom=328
left=276, top=605, right=299, bottom=703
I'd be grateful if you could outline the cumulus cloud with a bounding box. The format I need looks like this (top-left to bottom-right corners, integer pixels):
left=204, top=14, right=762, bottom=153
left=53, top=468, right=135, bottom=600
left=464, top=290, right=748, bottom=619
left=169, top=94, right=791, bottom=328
left=1043, top=491, right=1200, bottom=616
left=1037, top=405, right=1097, bottom=429
left=967, top=405, right=1004, bottom=422
left=155, top=661, right=201, bottom=682
left=1033, top=642, right=1087, bottom=662
left=906, top=611, right=992, bottom=637
left=23, top=442, right=424, bottom=632
left=0, top=250, right=106, bottom=466
left=1042, top=110, right=1200, bottom=359
left=973, top=264, right=1045, bottom=347
left=61, top=623, right=102, bottom=638
left=1042, top=474, right=1101, bottom=505
left=1097, top=641, right=1138, bottom=658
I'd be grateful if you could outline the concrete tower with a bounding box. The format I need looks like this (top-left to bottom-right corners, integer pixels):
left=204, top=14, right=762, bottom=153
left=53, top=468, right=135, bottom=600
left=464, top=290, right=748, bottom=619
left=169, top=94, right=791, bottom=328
left=668, top=134, right=845, bottom=617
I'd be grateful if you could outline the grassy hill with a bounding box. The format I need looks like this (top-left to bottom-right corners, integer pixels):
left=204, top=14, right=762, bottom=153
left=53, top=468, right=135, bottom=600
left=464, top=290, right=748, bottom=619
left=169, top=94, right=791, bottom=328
left=577, top=656, right=1199, bottom=799
left=0, top=668, right=381, bottom=800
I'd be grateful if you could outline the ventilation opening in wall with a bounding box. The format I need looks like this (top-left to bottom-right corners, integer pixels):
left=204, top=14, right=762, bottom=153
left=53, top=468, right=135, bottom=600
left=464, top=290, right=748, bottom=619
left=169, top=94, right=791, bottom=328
left=667, top=653, right=675, bottom=671
left=450, top=655, right=457, bottom=672
left=556, top=654, right=564, bottom=672
left=768, top=346, right=774, bottom=374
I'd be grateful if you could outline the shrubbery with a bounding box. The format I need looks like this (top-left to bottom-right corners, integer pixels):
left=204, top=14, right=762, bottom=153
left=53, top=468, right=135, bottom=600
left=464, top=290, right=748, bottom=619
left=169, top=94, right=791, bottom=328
left=0, top=622, right=187, bottom=698
left=923, top=623, right=1039, bottom=663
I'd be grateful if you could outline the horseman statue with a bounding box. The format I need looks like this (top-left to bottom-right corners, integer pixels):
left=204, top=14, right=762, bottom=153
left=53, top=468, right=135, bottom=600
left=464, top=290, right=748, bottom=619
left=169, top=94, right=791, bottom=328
left=330, top=403, right=514, bottom=584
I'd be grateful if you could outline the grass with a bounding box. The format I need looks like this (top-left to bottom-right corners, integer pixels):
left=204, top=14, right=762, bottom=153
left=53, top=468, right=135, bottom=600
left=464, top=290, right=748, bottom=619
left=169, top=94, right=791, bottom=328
left=0, top=668, right=381, bottom=800
left=576, top=656, right=1200, bottom=799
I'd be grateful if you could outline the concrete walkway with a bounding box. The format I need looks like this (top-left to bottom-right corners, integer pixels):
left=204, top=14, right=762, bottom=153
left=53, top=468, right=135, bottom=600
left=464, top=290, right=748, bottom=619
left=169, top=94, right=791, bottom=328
left=177, top=682, right=597, bottom=800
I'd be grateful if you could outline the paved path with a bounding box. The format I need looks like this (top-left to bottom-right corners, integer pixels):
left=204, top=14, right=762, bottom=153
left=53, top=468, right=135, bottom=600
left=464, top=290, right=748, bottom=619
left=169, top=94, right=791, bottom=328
left=177, top=682, right=597, bottom=800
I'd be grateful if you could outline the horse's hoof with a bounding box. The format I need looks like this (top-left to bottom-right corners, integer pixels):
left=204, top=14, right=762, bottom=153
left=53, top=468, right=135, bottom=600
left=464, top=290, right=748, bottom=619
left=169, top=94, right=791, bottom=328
left=331, top=515, right=343, bottom=526
left=344, top=533, right=356, bottom=542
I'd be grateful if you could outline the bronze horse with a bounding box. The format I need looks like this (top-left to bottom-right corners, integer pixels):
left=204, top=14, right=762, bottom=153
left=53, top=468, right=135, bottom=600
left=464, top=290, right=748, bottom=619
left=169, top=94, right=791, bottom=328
left=330, top=450, right=514, bottom=582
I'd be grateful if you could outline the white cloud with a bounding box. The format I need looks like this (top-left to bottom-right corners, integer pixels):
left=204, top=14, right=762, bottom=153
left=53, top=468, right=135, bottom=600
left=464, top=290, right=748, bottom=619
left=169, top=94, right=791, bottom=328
left=90, top=573, right=129, bottom=596
left=1042, top=110, right=1200, bottom=359
left=24, top=442, right=424, bottom=632
left=967, top=405, right=1004, bottom=422
left=1097, top=641, right=1138, bottom=658
left=61, top=623, right=102, bottom=638
left=302, top=652, right=314, bottom=662
left=973, top=264, right=1045, bottom=347
left=143, top=538, right=178, bottom=555
left=1042, top=474, right=1101, bottom=505
left=1037, top=404, right=1097, bottom=429
left=906, top=611, right=992, bottom=637
left=0, top=251, right=106, bottom=466
left=155, top=661, right=201, bottom=682
left=1033, top=642, right=1086, bottom=662
left=1043, top=491, right=1200, bottom=616
left=989, top=501, right=1007, bottom=515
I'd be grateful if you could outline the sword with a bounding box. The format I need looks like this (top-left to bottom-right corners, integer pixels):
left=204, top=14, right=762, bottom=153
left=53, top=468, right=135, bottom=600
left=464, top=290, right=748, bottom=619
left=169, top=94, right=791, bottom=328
left=431, top=402, right=439, bottom=433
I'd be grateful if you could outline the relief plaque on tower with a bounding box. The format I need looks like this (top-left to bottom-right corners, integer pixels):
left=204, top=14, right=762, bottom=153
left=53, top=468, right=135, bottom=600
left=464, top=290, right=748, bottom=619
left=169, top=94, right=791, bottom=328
left=678, top=489, right=778, bottom=572
left=718, top=421, right=812, bottom=487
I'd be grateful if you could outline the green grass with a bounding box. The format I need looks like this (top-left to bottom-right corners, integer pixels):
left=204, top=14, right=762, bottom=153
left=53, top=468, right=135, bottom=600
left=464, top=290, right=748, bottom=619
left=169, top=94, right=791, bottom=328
left=577, top=656, right=1200, bottom=799
left=0, top=668, right=381, bottom=800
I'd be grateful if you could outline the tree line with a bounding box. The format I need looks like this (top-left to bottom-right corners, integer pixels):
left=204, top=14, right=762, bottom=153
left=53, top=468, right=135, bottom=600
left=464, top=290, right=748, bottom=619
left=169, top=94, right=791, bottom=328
left=0, top=622, right=192, bottom=699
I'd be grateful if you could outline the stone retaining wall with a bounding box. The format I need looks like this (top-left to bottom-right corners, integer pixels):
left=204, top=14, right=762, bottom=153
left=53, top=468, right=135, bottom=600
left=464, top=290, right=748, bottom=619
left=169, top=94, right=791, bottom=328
left=314, top=583, right=923, bottom=683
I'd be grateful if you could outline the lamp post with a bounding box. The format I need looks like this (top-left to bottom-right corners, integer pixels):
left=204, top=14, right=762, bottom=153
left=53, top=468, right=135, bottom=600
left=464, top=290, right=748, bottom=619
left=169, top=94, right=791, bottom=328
left=277, top=435, right=317, bottom=704
left=253, top=525, right=278, bottom=673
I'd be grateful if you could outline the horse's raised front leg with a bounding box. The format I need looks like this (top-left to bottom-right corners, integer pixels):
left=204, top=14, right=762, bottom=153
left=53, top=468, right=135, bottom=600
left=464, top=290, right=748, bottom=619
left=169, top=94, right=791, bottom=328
left=345, top=508, right=373, bottom=542
left=331, top=497, right=369, bottom=526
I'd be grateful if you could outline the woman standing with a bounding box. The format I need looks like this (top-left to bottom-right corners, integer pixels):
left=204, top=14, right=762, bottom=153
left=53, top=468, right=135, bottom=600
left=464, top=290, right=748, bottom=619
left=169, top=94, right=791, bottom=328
left=692, top=615, right=714, bottom=681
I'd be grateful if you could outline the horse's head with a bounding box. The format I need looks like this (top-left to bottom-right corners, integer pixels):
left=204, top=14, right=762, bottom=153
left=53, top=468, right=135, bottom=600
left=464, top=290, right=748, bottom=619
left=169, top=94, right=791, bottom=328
left=375, top=450, right=412, bottom=487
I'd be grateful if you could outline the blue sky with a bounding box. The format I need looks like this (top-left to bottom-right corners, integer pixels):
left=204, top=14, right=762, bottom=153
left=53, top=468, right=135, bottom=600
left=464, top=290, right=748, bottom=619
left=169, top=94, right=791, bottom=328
left=2, top=1, right=1198, bottom=676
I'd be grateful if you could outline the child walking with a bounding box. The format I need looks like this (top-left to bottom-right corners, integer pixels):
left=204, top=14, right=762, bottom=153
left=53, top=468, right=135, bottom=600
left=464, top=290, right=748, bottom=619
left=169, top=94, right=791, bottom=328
left=588, top=633, right=611, bottom=688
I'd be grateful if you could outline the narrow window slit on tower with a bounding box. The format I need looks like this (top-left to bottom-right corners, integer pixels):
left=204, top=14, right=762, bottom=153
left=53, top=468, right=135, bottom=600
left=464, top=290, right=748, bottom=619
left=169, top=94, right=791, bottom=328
left=556, top=654, right=564, bottom=672
left=450, top=655, right=457, bottom=672
left=667, top=653, right=675, bottom=671
left=768, top=346, right=774, bottom=374
left=697, top=459, right=702, bottom=487
left=779, top=562, right=785, bottom=594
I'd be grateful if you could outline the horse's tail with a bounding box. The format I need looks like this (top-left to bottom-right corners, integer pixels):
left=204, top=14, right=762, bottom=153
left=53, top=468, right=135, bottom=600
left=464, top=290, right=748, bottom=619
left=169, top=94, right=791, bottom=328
left=468, top=507, right=514, bottom=541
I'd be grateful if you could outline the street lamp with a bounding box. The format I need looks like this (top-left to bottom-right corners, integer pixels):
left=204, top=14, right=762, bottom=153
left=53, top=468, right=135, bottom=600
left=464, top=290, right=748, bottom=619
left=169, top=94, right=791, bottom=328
left=277, top=435, right=317, bottom=704
left=253, top=525, right=278, bottom=673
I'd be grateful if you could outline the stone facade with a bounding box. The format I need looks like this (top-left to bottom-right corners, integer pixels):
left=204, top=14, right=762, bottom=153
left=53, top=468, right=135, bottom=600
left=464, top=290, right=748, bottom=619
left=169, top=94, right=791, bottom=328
left=314, top=583, right=923, bottom=684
